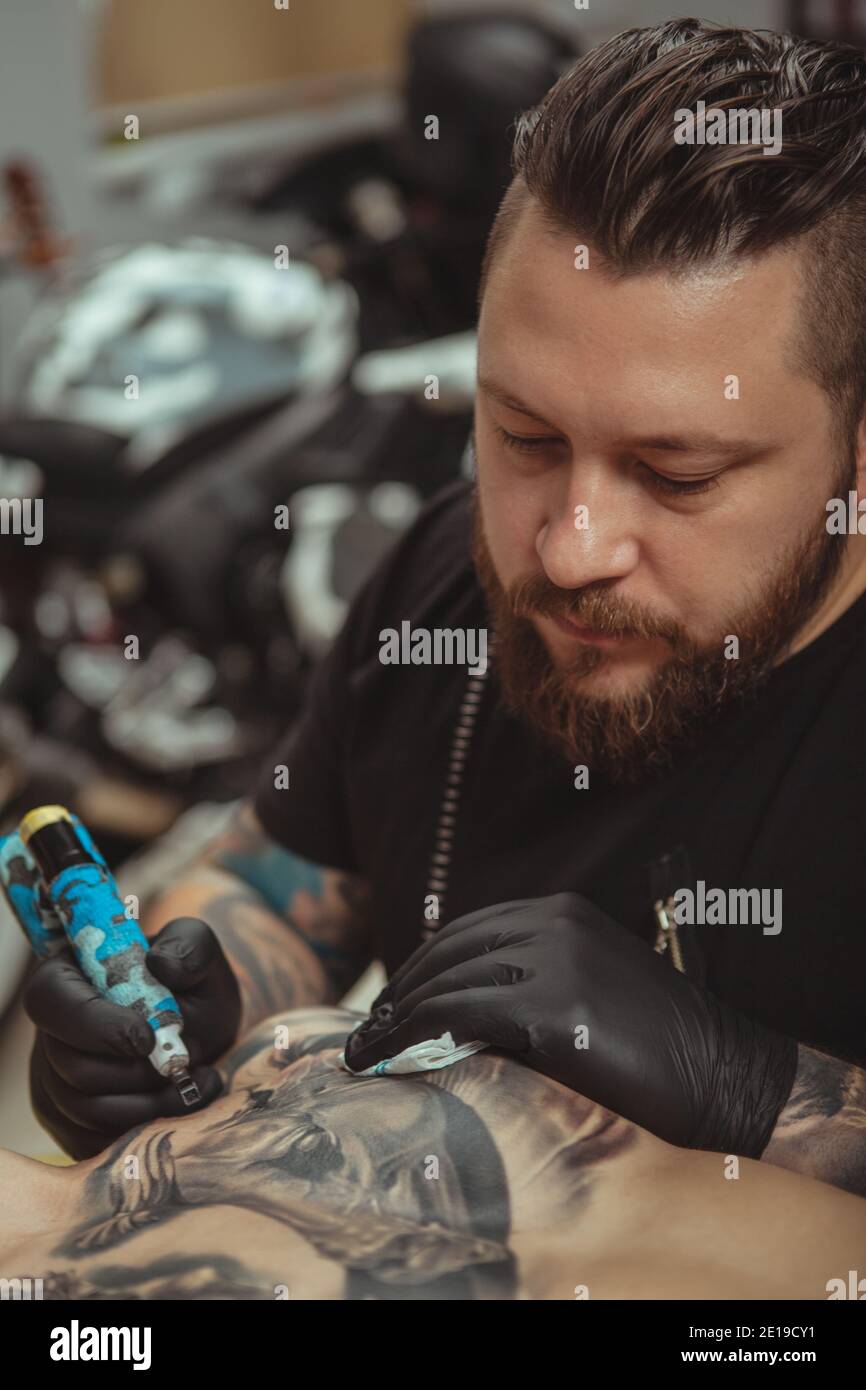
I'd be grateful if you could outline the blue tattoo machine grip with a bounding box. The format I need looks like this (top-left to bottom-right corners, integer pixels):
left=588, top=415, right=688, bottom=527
left=0, top=805, right=200, bottom=1106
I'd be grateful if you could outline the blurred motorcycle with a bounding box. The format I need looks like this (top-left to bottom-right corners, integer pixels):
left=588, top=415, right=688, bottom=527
left=0, top=7, right=578, bottom=864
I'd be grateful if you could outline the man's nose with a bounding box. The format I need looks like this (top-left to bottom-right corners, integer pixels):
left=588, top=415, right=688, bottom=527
left=537, top=466, right=640, bottom=591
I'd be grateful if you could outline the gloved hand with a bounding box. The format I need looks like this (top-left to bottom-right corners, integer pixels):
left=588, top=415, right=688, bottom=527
left=24, top=917, right=241, bottom=1159
left=344, top=893, right=799, bottom=1157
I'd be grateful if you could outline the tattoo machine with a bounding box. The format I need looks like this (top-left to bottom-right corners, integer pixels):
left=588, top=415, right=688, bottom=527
left=0, top=804, right=201, bottom=1106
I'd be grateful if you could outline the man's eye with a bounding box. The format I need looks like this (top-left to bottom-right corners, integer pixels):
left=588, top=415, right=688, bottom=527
left=493, top=425, right=721, bottom=496
left=493, top=424, right=560, bottom=454
left=638, top=463, right=722, bottom=497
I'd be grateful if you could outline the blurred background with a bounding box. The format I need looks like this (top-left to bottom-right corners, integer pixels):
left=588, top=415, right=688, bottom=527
left=0, top=0, right=860, bottom=1154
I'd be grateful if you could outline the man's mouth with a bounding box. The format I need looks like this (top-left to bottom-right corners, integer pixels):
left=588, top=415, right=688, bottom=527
left=547, top=613, right=630, bottom=649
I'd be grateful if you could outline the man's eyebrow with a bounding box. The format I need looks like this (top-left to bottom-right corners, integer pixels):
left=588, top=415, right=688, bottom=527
left=478, top=374, right=770, bottom=458
left=477, top=375, right=557, bottom=427
left=621, top=432, right=769, bottom=458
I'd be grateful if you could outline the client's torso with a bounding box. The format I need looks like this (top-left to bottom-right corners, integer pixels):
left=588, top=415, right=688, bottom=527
left=5, top=1008, right=866, bottom=1300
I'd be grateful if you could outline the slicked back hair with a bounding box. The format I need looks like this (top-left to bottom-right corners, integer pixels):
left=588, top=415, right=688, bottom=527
left=478, top=18, right=866, bottom=446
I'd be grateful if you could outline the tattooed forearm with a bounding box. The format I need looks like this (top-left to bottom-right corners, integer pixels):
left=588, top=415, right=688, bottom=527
left=143, top=869, right=327, bottom=1033
left=762, top=1044, right=866, bottom=1196
left=205, top=802, right=324, bottom=916
left=142, top=802, right=374, bottom=1028
left=202, top=802, right=373, bottom=999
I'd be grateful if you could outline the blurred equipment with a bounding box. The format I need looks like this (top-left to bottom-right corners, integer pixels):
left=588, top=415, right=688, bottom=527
left=239, top=8, right=581, bottom=346
left=0, top=7, right=579, bottom=907
left=1, top=160, right=71, bottom=278
left=787, top=1, right=866, bottom=45
left=13, top=240, right=358, bottom=467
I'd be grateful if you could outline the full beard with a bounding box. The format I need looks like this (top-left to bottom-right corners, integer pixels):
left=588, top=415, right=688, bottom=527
left=470, top=479, right=849, bottom=784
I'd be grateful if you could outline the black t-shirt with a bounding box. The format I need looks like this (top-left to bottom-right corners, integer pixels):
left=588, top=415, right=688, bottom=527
left=254, top=477, right=866, bottom=1067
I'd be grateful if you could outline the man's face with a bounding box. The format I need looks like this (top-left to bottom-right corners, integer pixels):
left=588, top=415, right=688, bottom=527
left=473, top=197, right=855, bottom=779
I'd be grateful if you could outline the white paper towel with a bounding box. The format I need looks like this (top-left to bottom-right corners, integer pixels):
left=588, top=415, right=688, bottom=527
left=341, top=1030, right=487, bottom=1077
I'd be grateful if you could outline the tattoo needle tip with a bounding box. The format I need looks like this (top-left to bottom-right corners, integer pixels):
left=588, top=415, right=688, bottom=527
left=173, top=1069, right=202, bottom=1107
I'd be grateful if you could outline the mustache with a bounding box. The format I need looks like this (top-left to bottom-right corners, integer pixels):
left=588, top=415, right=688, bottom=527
left=508, top=573, right=687, bottom=646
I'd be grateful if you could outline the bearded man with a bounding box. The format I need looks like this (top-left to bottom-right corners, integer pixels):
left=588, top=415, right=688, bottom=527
left=23, top=22, right=866, bottom=1211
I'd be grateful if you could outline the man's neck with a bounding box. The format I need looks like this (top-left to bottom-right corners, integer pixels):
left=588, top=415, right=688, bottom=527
left=785, top=534, right=866, bottom=659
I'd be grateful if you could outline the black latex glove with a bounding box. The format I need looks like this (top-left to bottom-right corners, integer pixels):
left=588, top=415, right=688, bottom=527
left=24, top=917, right=241, bottom=1159
left=344, top=893, right=799, bottom=1157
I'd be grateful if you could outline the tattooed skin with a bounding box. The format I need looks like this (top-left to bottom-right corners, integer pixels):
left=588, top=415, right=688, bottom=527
left=46, top=1011, right=633, bottom=1300
left=3, top=1008, right=866, bottom=1300
left=142, top=802, right=374, bottom=1033
left=763, top=1045, right=866, bottom=1196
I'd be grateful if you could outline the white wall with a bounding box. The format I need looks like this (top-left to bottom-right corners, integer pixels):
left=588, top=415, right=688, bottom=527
left=0, top=1, right=106, bottom=395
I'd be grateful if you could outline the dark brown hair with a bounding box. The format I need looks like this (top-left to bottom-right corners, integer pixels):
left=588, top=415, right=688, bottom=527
left=479, top=18, right=866, bottom=442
